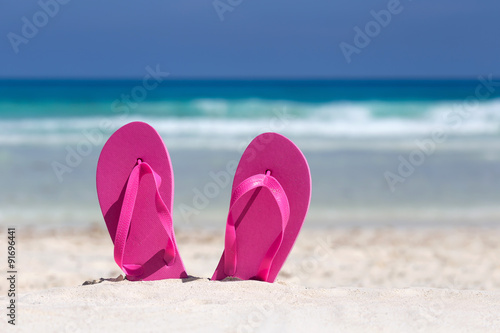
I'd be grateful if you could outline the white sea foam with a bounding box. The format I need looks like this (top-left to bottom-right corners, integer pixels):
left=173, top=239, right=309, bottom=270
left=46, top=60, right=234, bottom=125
left=1, top=99, right=500, bottom=149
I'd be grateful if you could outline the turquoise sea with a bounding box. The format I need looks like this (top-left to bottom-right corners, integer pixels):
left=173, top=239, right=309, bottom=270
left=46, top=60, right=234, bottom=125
left=1, top=79, right=500, bottom=229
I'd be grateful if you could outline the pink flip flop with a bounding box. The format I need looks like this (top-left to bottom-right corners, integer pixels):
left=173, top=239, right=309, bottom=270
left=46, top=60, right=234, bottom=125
left=96, top=122, right=187, bottom=281
left=211, top=132, right=311, bottom=282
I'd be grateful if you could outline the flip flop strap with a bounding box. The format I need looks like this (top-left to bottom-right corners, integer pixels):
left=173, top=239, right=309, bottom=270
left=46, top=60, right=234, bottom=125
left=224, top=172, right=290, bottom=281
left=114, top=160, right=176, bottom=277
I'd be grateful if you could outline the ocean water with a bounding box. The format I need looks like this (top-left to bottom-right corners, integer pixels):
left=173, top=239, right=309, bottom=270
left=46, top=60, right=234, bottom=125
left=1, top=79, right=500, bottom=229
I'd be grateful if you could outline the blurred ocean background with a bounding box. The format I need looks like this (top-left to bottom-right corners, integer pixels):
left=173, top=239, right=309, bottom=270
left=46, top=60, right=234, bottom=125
left=1, top=79, right=500, bottom=229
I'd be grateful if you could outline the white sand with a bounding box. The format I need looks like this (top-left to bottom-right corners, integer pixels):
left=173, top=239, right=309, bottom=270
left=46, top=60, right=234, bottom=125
left=1, top=227, right=500, bottom=332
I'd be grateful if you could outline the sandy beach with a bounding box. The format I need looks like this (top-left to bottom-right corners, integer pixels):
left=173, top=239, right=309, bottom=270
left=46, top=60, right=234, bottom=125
left=1, top=226, right=500, bottom=332
left=2, top=1, right=500, bottom=330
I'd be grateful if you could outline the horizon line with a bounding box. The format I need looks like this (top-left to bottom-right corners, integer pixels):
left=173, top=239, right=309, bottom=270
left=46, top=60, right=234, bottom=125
left=0, top=76, right=493, bottom=82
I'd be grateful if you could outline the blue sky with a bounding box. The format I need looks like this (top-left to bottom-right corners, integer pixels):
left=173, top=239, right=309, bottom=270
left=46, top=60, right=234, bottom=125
left=1, top=0, right=499, bottom=78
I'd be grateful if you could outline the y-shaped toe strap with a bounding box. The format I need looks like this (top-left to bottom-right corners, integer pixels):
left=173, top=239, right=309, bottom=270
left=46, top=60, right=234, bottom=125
left=113, top=159, right=176, bottom=277
left=224, top=170, right=290, bottom=281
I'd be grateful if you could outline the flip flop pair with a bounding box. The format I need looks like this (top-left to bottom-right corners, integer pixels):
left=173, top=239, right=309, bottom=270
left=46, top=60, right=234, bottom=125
left=97, top=122, right=311, bottom=282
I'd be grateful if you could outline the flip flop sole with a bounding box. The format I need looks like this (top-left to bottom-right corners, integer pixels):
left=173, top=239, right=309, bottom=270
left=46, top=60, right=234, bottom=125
left=212, top=132, right=311, bottom=282
left=97, top=122, right=187, bottom=280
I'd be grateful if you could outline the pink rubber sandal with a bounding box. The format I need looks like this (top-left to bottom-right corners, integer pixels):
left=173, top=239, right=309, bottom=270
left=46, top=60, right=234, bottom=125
left=211, top=132, right=311, bottom=282
left=97, top=122, right=187, bottom=281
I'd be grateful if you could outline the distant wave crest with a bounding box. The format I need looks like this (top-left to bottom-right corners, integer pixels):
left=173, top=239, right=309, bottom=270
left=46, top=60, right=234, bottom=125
left=1, top=99, right=499, bottom=148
